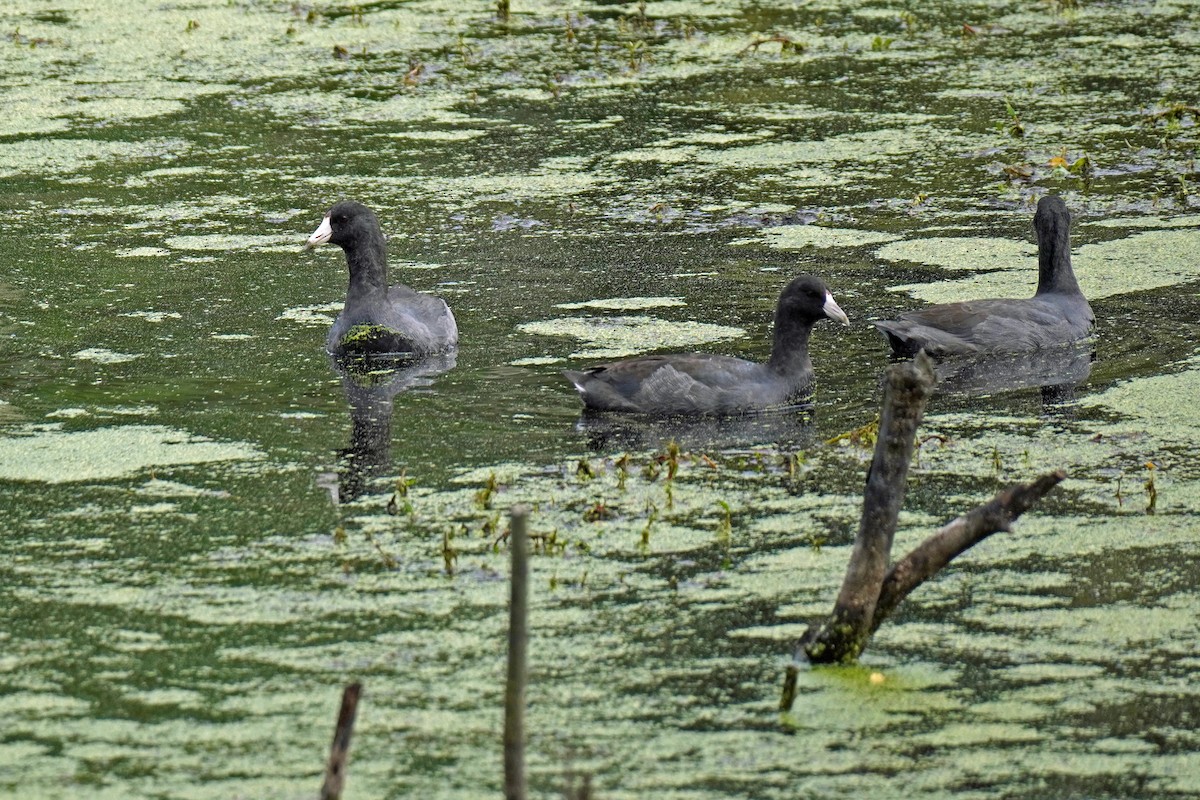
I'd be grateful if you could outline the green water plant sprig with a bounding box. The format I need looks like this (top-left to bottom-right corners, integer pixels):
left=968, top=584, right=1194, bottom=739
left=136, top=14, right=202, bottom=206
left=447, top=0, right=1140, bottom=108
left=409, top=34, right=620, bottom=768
left=386, top=469, right=416, bottom=516
left=1144, top=461, right=1158, bottom=514
left=1000, top=98, right=1025, bottom=138
left=475, top=472, right=499, bottom=509
left=827, top=415, right=880, bottom=449
left=740, top=34, right=805, bottom=56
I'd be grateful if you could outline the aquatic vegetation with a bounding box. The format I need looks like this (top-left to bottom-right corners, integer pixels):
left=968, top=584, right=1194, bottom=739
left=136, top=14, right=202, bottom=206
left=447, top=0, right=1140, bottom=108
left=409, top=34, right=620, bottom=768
left=828, top=416, right=880, bottom=450
left=0, top=423, right=263, bottom=483
left=744, top=224, right=902, bottom=250
left=518, top=314, right=744, bottom=359
left=880, top=225, right=1200, bottom=303
left=72, top=347, right=141, bottom=363
left=339, top=323, right=399, bottom=348
left=475, top=472, right=500, bottom=509
left=1000, top=98, right=1025, bottom=138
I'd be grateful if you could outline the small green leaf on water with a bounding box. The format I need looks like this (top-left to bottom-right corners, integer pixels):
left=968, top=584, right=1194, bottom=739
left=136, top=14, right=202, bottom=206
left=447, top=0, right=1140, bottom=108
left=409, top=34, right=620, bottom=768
left=615, top=453, right=630, bottom=491
left=1002, top=98, right=1025, bottom=137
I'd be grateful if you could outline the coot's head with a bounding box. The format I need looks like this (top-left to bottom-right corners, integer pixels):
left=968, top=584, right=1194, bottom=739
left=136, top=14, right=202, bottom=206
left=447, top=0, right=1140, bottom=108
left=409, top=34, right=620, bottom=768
left=777, top=275, right=849, bottom=326
left=305, top=201, right=382, bottom=251
left=1034, top=194, right=1070, bottom=233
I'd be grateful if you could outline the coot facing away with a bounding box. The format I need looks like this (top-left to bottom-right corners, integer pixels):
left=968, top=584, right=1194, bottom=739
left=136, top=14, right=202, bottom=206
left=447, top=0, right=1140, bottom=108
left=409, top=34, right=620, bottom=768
left=873, top=195, right=1093, bottom=358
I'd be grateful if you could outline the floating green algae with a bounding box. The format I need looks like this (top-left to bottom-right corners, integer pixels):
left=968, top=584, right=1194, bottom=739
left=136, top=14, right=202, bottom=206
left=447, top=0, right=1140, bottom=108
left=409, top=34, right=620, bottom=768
left=1082, top=356, right=1200, bottom=439
left=163, top=233, right=299, bottom=252
left=72, top=347, right=141, bottom=364
left=0, top=137, right=187, bottom=179
left=876, top=236, right=1034, bottom=272
left=519, top=314, right=744, bottom=359
left=881, top=226, right=1200, bottom=302
left=748, top=225, right=904, bottom=250
left=275, top=302, right=342, bottom=326
left=119, top=311, right=181, bottom=323
left=0, top=423, right=263, bottom=483
left=114, top=246, right=171, bottom=258
left=555, top=296, right=686, bottom=311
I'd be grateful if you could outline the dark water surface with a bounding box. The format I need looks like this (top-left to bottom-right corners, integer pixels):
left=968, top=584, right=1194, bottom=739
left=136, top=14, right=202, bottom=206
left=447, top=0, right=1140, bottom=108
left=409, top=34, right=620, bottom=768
left=2, top=1, right=1199, bottom=797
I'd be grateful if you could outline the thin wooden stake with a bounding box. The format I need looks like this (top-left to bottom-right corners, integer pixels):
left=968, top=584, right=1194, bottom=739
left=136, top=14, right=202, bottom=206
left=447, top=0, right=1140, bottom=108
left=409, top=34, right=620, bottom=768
left=320, top=682, right=362, bottom=800
left=504, top=505, right=530, bottom=800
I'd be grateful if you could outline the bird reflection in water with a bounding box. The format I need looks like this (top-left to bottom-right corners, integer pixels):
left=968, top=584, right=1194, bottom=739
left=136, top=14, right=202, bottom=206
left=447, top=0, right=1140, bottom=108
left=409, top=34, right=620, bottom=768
left=573, top=403, right=819, bottom=455
left=928, top=341, right=1094, bottom=415
left=324, top=352, right=456, bottom=504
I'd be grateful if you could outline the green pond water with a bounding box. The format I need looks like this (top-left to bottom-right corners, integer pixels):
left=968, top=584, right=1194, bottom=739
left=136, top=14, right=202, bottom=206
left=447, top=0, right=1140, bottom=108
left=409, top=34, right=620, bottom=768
left=2, top=0, right=1199, bottom=797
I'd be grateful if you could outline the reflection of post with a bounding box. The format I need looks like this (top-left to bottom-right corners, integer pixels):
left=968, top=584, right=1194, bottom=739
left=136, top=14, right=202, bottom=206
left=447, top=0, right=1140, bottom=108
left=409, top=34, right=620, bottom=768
left=330, top=353, right=456, bottom=503
left=504, top=506, right=530, bottom=800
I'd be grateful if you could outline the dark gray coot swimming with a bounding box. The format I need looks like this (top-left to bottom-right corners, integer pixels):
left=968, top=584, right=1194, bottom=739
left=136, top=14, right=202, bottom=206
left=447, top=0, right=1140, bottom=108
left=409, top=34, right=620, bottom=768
left=305, top=200, right=458, bottom=357
left=562, top=275, right=849, bottom=415
left=873, top=195, right=1094, bottom=358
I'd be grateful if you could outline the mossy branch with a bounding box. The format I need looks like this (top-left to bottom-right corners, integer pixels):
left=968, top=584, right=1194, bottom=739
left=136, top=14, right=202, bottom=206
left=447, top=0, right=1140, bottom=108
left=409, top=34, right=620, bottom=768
left=799, top=354, right=936, bottom=664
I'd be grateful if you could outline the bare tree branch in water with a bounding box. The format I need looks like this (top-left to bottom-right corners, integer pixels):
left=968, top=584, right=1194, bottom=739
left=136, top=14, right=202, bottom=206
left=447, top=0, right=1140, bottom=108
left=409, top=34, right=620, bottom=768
left=781, top=354, right=1065, bottom=710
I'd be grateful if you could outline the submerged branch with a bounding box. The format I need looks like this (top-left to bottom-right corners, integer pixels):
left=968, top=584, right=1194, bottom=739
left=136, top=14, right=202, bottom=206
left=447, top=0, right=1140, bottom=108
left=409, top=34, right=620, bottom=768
left=782, top=372, right=1067, bottom=711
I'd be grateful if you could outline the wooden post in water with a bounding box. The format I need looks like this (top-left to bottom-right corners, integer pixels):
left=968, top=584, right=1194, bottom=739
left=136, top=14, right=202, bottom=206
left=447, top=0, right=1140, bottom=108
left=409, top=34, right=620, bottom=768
left=504, top=505, right=530, bottom=800
left=320, top=682, right=362, bottom=800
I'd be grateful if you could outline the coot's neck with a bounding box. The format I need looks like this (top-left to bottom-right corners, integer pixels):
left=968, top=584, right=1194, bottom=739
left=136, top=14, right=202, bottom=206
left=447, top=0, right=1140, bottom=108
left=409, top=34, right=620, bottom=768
left=766, top=311, right=814, bottom=379
left=344, top=232, right=390, bottom=303
left=1035, top=213, right=1081, bottom=296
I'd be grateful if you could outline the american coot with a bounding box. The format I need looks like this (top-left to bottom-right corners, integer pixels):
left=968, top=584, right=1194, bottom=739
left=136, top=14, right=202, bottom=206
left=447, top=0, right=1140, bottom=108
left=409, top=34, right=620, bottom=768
left=562, top=275, right=849, bottom=415
left=873, top=195, right=1094, bottom=358
left=305, top=201, right=458, bottom=357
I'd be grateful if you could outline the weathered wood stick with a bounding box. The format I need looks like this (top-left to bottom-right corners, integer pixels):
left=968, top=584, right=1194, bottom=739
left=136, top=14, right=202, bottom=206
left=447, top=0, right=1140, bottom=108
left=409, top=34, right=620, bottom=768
left=803, top=354, right=936, bottom=664
left=870, top=469, right=1066, bottom=632
left=504, top=505, right=530, bottom=800
left=320, top=682, right=363, bottom=800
